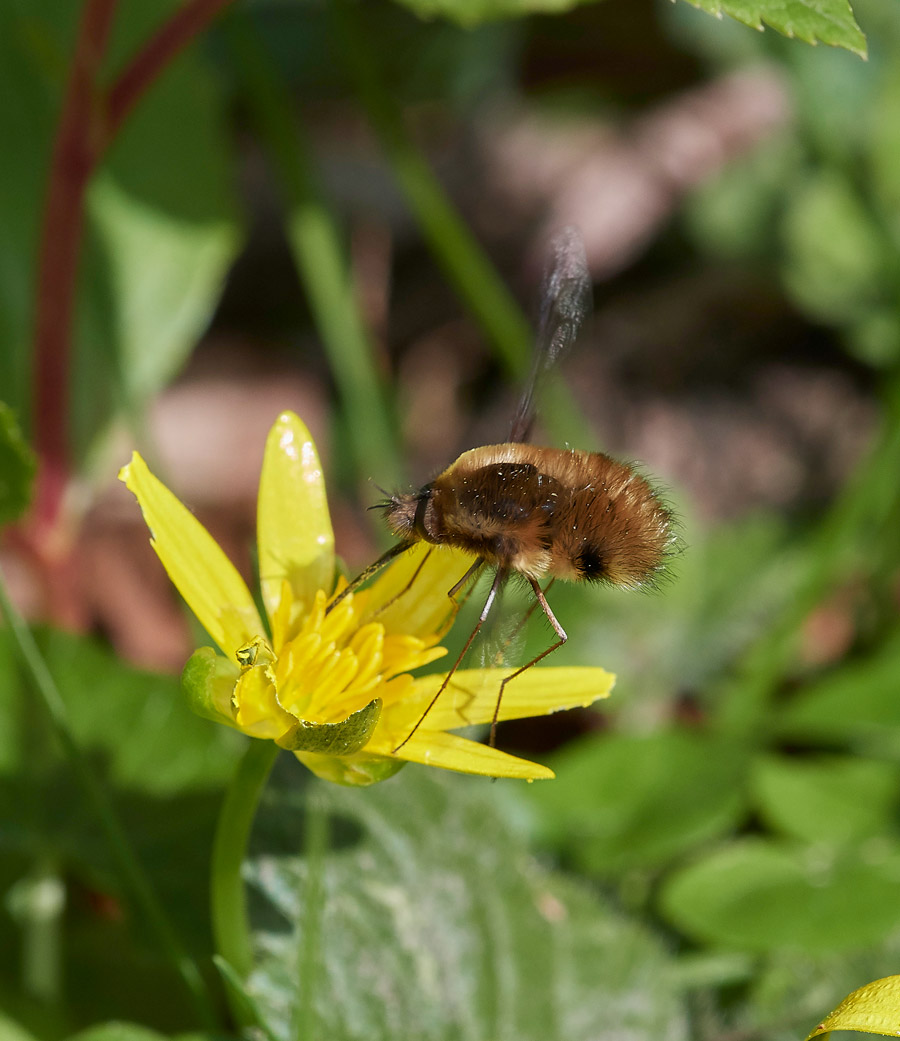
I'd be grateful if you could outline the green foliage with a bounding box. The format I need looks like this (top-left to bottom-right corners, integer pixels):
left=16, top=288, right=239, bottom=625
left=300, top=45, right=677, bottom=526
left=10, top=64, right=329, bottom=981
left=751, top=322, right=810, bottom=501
left=0, top=403, right=35, bottom=526
left=682, top=0, right=866, bottom=56
left=660, top=839, right=900, bottom=953
left=245, top=769, right=689, bottom=1041
left=392, top=0, right=866, bottom=56
left=4, top=0, right=897, bottom=1037
left=1, top=1, right=240, bottom=464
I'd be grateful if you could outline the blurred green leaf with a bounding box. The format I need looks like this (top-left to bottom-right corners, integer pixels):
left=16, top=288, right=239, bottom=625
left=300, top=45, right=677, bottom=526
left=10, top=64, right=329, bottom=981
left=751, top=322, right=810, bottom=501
left=782, top=171, right=887, bottom=325
left=660, top=838, right=900, bottom=953
left=526, top=730, right=748, bottom=876
left=752, top=753, right=900, bottom=844
left=774, top=634, right=900, bottom=751
left=66, top=1025, right=211, bottom=1041
left=0, top=2, right=240, bottom=464
left=388, top=0, right=612, bottom=28
left=0, top=403, right=35, bottom=526
left=0, top=1011, right=40, bottom=1041
left=681, top=0, right=866, bottom=56
left=26, top=628, right=243, bottom=796
left=246, top=769, right=689, bottom=1041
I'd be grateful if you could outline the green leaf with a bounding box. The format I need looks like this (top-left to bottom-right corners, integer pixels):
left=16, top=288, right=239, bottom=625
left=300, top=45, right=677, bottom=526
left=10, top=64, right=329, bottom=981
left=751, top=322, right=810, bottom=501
left=775, top=634, right=900, bottom=753
left=526, top=730, right=748, bottom=876
left=660, top=838, right=900, bottom=953
left=246, top=769, right=689, bottom=1041
left=0, top=2, right=240, bottom=462
left=0, top=402, right=35, bottom=526
left=752, top=753, right=900, bottom=844
left=680, top=0, right=866, bottom=57
left=782, top=170, right=888, bottom=327
left=388, top=0, right=607, bottom=28
left=0, top=1011, right=40, bottom=1041
left=65, top=1025, right=213, bottom=1041
left=32, top=628, right=243, bottom=796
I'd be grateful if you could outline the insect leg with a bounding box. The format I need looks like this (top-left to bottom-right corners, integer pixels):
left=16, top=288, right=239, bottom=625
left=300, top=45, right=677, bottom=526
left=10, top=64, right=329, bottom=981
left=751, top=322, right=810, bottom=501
left=325, top=541, right=413, bottom=616
left=489, top=577, right=556, bottom=667
left=366, top=547, right=434, bottom=618
left=393, top=567, right=507, bottom=753
left=448, top=557, right=486, bottom=603
left=488, top=576, right=567, bottom=746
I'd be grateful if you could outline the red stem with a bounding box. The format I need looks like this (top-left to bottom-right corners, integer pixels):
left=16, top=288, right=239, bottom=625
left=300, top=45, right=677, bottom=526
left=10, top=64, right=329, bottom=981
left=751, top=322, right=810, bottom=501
left=32, top=0, right=118, bottom=536
left=31, top=0, right=236, bottom=541
left=107, top=0, right=236, bottom=136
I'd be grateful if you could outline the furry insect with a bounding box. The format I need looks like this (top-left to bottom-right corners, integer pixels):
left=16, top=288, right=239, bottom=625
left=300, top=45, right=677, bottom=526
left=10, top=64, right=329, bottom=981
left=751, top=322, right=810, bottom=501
left=329, top=229, right=675, bottom=752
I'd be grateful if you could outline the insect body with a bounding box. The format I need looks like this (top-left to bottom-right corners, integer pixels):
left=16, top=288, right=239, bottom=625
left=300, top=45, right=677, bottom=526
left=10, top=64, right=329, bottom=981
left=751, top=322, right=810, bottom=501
left=382, top=443, right=671, bottom=589
left=330, top=228, right=674, bottom=752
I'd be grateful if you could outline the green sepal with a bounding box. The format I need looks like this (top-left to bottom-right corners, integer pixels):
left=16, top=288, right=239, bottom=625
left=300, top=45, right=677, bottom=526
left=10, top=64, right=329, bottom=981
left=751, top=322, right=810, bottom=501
left=276, top=697, right=383, bottom=755
left=293, top=749, right=406, bottom=787
left=181, top=646, right=241, bottom=728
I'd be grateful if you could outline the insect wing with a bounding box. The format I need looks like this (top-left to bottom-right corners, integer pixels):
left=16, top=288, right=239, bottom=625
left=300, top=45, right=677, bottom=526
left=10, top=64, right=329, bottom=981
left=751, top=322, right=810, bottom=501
left=508, top=227, right=592, bottom=443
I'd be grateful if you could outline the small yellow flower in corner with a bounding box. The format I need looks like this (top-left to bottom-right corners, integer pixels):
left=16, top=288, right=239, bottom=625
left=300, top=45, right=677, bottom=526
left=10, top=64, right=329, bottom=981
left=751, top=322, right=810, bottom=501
left=119, top=411, right=615, bottom=786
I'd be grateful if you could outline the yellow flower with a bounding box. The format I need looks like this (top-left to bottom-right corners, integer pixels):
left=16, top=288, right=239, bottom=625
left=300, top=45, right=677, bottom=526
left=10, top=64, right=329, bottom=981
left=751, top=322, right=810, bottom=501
left=119, top=411, right=615, bottom=786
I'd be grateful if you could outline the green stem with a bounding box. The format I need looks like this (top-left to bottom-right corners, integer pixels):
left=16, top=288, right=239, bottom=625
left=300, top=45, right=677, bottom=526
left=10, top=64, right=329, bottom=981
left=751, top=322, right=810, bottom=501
left=293, top=794, right=328, bottom=1041
left=332, top=0, right=597, bottom=450
left=0, top=567, right=218, bottom=1028
left=333, top=0, right=532, bottom=381
left=211, top=738, right=279, bottom=983
left=221, top=9, right=403, bottom=491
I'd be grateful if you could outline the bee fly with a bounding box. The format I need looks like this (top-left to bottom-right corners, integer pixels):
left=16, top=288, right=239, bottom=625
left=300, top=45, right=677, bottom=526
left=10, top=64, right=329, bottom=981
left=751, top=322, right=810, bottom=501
left=329, top=228, right=675, bottom=752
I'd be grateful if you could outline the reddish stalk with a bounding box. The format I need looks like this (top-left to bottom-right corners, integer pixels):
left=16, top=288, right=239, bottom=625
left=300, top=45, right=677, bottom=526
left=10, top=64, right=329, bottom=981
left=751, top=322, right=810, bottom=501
left=32, top=0, right=118, bottom=538
left=107, top=0, right=236, bottom=136
left=30, top=0, right=236, bottom=547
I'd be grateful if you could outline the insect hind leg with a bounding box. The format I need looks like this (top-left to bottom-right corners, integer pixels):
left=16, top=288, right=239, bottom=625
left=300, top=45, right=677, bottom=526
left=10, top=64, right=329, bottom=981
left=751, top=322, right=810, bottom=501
left=393, top=566, right=505, bottom=753
left=488, top=576, right=567, bottom=747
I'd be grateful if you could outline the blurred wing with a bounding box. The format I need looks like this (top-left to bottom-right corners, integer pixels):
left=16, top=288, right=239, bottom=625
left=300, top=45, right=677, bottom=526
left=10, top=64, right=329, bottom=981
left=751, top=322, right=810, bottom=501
left=508, top=227, right=592, bottom=443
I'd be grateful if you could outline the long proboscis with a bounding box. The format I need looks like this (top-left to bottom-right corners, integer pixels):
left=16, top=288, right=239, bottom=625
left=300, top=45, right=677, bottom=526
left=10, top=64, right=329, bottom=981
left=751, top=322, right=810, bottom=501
left=507, top=226, right=592, bottom=444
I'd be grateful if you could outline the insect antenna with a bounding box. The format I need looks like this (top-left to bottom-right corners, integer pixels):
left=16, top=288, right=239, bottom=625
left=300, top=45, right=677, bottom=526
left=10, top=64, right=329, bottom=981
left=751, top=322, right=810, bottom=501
left=508, top=226, right=592, bottom=443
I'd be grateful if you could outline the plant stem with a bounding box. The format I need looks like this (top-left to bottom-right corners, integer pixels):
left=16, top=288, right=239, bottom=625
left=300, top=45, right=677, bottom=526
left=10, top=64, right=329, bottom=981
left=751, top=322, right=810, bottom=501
left=221, top=9, right=403, bottom=491
left=0, top=566, right=218, bottom=1028
left=32, top=0, right=236, bottom=540
left=333, top=0, right=532, bottom=380
left=294, top=793, right=328, bottom=1041
left=211, top=738, right=279, bottom=984
left=32, top=0, right=118, bottom=536
left=107, top=0, right=237, bottom=136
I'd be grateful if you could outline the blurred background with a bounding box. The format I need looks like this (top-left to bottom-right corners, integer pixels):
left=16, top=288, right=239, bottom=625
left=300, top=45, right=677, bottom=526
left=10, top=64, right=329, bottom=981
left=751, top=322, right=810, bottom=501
left=3, top=0, right=900, bottom=1038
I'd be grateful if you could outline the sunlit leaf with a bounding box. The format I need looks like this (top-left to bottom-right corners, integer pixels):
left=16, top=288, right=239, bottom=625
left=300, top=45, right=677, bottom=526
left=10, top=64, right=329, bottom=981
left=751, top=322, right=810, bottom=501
left=807, top=974, right=900, bottom=1038
left=681, top=0, right=866, bottom=56
left=246, top=769, right=689, bottom=1041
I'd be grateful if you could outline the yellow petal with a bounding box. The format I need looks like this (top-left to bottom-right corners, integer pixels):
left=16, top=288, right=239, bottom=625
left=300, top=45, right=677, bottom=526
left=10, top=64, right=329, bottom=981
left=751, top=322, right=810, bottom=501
left=232, top=664, right=294, bottom=738
left=119, top=453, right=263, bottom=656
left=382, top=729, right=554, bottom=780
left=394, top=666, right=615, bottom=730
left=257, top=412, right=335, bottom=618
left=807, top=975, right=900, bottom=1038
left=363, top=543, right=472, bottom=638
